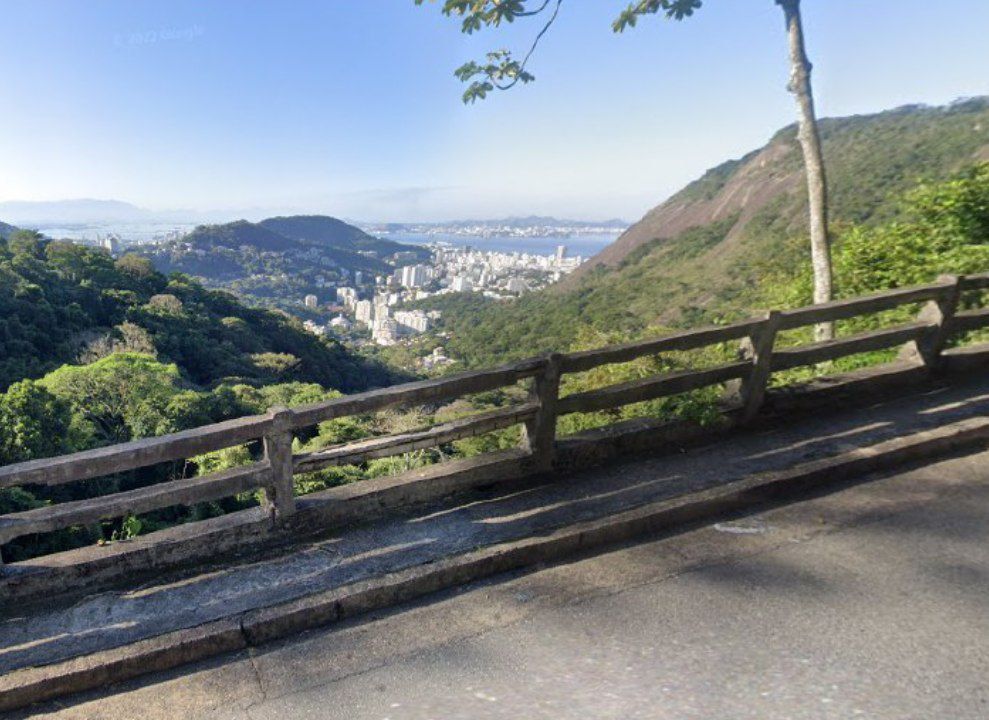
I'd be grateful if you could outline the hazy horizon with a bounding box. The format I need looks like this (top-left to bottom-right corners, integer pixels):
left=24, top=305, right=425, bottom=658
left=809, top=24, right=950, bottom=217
left=2, top=1, right=988, bottom=222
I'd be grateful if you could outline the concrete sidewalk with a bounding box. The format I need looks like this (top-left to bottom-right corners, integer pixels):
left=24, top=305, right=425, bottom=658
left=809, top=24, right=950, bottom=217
left=1, top=375, right=988, bottom=708
left=19, top=431, right=989, bottom=719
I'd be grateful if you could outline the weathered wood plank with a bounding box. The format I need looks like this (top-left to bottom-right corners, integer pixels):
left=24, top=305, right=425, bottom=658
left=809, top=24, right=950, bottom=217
left=0, top=415, right=271, bottom=490
left=770, top=322, right=929, bottom=372
left=291, top=358, right=546, bottom=428
left=777, top=282, right=950, bottom=330
left=560, top=320, right=760, bottom=374
left=734, top=312, right=782, bottom=422
left=0, top=464, right=269, bottom=545
left=557, top=362, right=751, bottom=416
left=293, top=402, right=540, bottom=474
left=520, top=354, right=562, bottom=471
left=262, top=407, right=296, bottom=520
left=950, top=307, right=989, bottom=334
left=901, top=274, right=961, bottom=367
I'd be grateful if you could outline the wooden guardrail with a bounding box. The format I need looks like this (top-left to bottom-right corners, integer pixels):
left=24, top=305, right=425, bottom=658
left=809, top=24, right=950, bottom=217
left=1, top=273, right=987, bottom=568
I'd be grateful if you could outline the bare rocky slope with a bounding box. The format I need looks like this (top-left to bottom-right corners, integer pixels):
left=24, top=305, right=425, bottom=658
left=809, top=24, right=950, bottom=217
left=569, top=98, right=989, bottom=286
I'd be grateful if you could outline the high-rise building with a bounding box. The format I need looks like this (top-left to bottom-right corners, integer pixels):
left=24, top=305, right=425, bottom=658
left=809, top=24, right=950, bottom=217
left=400, top=264, right=429, bottom=289
left=506, top=277, right=528, bottom=294
left=304, top=294, right=318, bottom=308
left=555, top=245, right=567, bottom=265
left=98, top=234, right=121, bottom=255
left=336, top=287, right=357, bottom=306
left=451, top=276, right=473, bottom=293
left=354, top=300, right=373, bottom=324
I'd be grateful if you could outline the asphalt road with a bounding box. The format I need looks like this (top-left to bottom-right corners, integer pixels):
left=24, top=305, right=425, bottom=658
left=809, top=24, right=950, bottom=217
left=22, top=448, right=989, bottom=720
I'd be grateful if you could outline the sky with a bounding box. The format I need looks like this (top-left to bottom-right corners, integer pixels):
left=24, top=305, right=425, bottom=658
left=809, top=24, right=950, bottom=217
left=1, top=0, right=987, bottom=223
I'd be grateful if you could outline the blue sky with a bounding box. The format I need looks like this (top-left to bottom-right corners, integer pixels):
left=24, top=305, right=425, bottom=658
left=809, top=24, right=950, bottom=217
left=1, top=0, right=987, bottom=222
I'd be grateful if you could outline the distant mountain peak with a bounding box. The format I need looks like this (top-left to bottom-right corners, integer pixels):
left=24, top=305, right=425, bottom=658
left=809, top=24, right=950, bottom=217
left=0, top=199, right=152, bottom=225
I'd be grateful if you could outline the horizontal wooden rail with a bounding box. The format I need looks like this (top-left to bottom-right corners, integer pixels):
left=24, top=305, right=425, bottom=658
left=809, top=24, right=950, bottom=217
left=950, top=307, right=989, bottom=334
left=776, top=281, right=950, bottom=330
left=560, top=320, right=760, bottom=374
left=557, top=362, right=750, bottom=416
left=0, top=415, right=271, bottom=490
left=0, top=464, right=269, bottom=545
left=291, top=358, right=546, bottom=428
left=961, top=273, right=989, bottom=290
left=770, top=322, right=930, bottom=372
left=294, top=403, right=539, bottom=474
left=3, top=269, right=988, bottom=569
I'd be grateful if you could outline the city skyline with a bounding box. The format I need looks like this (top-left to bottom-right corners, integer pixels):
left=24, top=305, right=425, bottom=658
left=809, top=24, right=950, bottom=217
left=2, top=1, right=988, bottom=221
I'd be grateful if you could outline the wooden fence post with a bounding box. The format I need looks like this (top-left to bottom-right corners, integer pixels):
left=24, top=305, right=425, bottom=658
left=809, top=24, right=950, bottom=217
left=262, top=406, right=296, bottom=521
left=521, top=354, right=562, bottom=472
left=728, top=310, right=781, bottom=423
left=902, top=274, right=961, bottom=369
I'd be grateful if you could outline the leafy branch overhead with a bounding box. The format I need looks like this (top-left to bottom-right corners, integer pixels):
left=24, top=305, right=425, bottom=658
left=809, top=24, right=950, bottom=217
left=416, top=0, right=703, bottom=103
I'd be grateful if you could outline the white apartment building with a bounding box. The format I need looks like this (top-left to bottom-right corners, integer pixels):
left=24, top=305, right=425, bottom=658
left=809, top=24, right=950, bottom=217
left=336, top=287, right=357, bottom=306
left=400, top=264, right=430, bottom=289
left=304, top=294, right=318, bottom=308
left=372, top=317, right=399, bottom=346
left=393, top=309, right=430, bottom=334
left=354, top=300, right=373, bottom=324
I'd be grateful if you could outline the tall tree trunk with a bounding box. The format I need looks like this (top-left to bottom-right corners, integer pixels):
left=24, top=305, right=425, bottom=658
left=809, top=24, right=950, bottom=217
left=777, top=0, right=834, bottom=341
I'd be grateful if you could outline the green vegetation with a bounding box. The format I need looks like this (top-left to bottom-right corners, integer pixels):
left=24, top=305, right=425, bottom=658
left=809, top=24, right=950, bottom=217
left=139, top=215, right=429, bottom=317
left=414, top=101, right=989, bottom=367
left=0, top=232, right=397, bottom=393
left=3, top=105, right=988, bottom=568
left=0, top=357, right=349, bottom=560
left=259, top=215, right=429, bottom=260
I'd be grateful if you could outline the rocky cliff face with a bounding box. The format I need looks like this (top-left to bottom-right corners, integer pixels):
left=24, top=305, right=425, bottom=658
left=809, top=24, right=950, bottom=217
left=568, top=98, right=989, bottom=287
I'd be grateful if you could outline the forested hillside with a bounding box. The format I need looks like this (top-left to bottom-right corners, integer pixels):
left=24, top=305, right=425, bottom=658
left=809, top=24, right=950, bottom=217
left=259, top=215, right=430, bottom=260
left=415, top=99, right=989, bottom=366
left=0, top=230, right=396, bottom=392
left=140, top=215, right=429, bottom=309
left=147, top=218, right=391, bottom=278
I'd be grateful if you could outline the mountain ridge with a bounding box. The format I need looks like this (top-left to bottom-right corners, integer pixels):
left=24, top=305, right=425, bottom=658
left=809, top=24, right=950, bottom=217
left=415, top=97, right=989, bottom=367
left=569, top=97, right=989, bottom=286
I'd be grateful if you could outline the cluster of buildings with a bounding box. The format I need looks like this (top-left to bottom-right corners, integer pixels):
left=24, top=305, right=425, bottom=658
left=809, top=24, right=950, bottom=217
left=299, top=243, right=584, bottom=348
left=380, top=243, right=581, bottom=300
left=306, top=285, right=438, bottom=346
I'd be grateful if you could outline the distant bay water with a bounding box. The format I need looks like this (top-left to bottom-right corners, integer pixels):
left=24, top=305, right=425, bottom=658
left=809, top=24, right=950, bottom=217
left=383, top=232, right=618, bottom=258
left=31, top=222, right=620, bottom=259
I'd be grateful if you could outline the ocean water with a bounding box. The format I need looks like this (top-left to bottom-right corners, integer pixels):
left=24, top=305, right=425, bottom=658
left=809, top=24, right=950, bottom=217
left=383, top=232, right=618, bottom=259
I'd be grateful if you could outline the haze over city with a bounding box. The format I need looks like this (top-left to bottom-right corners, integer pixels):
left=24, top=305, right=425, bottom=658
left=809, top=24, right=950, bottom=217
left=2, top=0, right=987, bottom=222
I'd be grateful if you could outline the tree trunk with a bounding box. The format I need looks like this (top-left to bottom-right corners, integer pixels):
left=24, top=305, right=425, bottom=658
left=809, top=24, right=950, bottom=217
left=777, top=0, right=834, bottom=341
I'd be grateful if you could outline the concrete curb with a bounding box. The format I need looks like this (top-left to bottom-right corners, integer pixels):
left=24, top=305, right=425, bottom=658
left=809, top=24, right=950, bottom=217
left=2, top=416, right=987, bottom=713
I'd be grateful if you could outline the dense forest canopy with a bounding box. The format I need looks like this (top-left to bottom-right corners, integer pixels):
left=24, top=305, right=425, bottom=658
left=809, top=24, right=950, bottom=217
left=0, top=232, right=397, bottom=392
